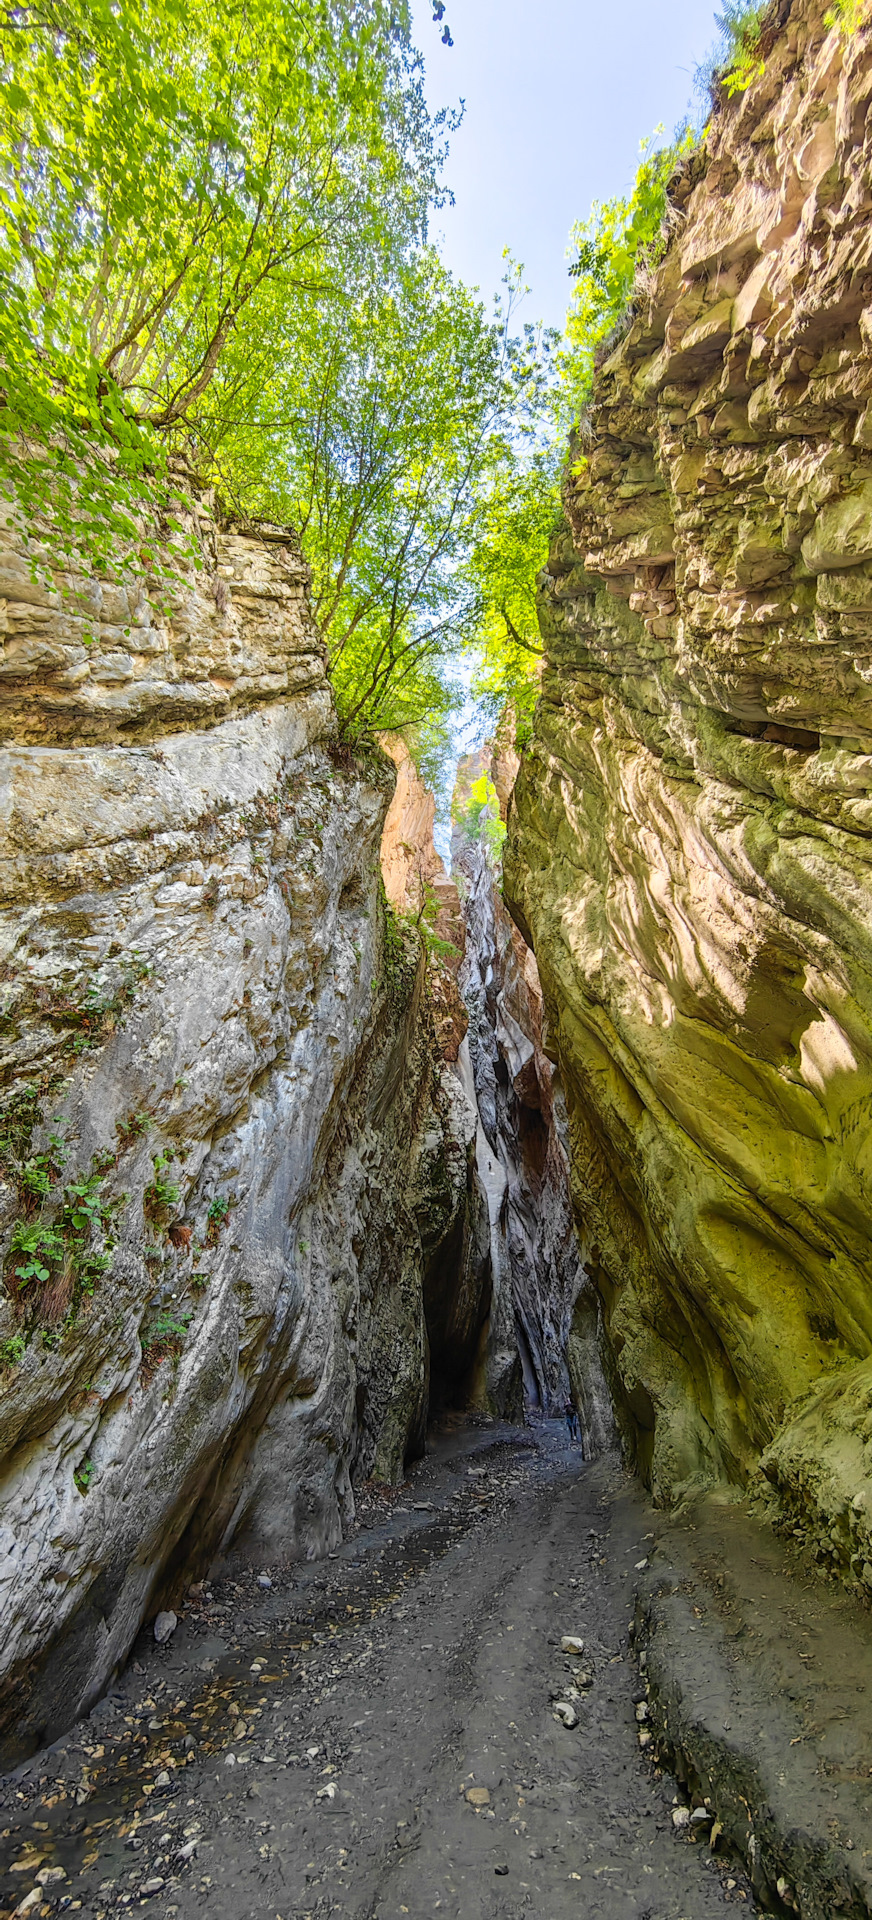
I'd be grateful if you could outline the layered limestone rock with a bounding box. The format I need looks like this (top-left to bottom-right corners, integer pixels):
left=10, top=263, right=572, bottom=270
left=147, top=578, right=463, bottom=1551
left=0, top=498, right=482, bottom=1765
left=379, top=733, right=468, bottom=1061
left=505, top=0, right=872, bottom=1585
left=377, top=735, right=500, bottom=1414
left=454, top=744, right=613, bottom=1449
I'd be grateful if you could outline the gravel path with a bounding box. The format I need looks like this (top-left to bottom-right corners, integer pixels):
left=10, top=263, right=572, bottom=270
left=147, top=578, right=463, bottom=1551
left=0, top=1426, right=754, bottom=1919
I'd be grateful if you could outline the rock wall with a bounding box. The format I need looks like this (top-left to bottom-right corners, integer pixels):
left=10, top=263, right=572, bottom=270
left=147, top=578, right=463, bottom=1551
left=505, top=0, right=872, bottom=1586
left=379, top=733, right=468, bottom=1062
left=376, top=734, right=501, bottom=1414
left=454, top=746, right=614, bottom=1449
left=0, top=496, right=483, bottom=1765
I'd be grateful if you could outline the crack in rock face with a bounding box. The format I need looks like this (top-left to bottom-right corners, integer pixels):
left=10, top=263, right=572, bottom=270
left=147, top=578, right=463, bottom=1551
left=451, top=739, right=615, bottom=1450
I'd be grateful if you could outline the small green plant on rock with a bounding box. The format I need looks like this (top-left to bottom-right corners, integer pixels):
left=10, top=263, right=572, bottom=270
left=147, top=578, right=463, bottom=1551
left=0, top=1088, right=47, bottom=1177
left=116, top=1109, right=151, bottom=1154
left=18, top=1132, right=67, bottom=1207
left=1, top=1091, right=123, bottom=1325
left=205, top=1193, right=229, bottom=1246
left=0, top=1331, right=26, bottom=1370
left=9, top=1219, right=65, bottom=1288
left=74, top=1458, right=95, bottom=1494
left=564, top=127, right=695, bottom=412
left=139, top=1305, right=193, bottom=1380
left=719, top=2, right=767, bottom=93
left=378, top=882, right=411, bottom=998
left=825, top=0, right=868, bottom=27
left=143, top=1151, right=181, bottom=1221
left=38, top=954, right=152, bottom=1058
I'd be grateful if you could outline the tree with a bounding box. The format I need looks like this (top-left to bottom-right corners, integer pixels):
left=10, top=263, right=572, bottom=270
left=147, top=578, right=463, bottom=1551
left=462, top=136, right=696, bottom=749
left=0, top=0, right=450, bottom=572
left=196, top=253, right=553, bottom=741
left=464, top=441, right=563, bottom=744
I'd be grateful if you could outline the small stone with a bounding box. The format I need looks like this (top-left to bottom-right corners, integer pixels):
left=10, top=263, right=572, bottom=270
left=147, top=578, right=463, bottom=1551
left=672, top=1807, right=691, bottom=1829
left=153, top=1611, right=177, bottom=1646
left=690, top=1806, right=713, bottom=1825
left=851, top=1492, right=866, bottom=1514
left=635, top=1558, right=649, bottom=1571
left=224, top=1753, right=236, bottom=1768
left=638, top=1729, right=652, bottom=1749
left=13, top=1891, right=42, bottom=1917
left=153, top=1771, right=171, bottom=1789
left=635, top=1702, right=649, bottom=1722
left=494, top=1864, right=509, bottom=1875
left=560, top=1635, right=584, bottom=1655
left=466, top=1787, right=490, bottom=1807
left=257, top=1574, right=272, bottom=1590
left=316, top=1782, right=336, bottom=1801
left=552, top=1701, right=578, bottom=1729
left=141, top=1878, right=165, bottom=1895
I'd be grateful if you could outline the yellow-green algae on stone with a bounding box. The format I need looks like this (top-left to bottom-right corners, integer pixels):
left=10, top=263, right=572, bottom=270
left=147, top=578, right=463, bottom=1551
left=505, top=0, right=872, bottom=1590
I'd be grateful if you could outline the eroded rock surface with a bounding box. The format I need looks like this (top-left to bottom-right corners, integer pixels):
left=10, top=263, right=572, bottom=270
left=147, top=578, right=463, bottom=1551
left=377, top=735, right=497, bottom=1415
left=0, top=504, right=485, bottom=1766
left=505, top=0, right=872, bottom=1578
left=454, top=745, right=613, bottom=1448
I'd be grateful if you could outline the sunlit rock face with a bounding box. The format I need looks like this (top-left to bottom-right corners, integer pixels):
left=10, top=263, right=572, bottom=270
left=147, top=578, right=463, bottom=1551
left=379, top=733, right=469, bottom=1062
left=505, top=0, right=872, bottom=1581
left=0, top=500, right=482, bottom=1765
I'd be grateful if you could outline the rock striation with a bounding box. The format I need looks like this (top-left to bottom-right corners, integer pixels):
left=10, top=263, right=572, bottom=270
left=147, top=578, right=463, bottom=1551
left=505, top=0, right=872, bottom=1586
left=0, top=496, right=485, bottom=1765
left=454, top=743, right=613, bottom=1449
left=376, top=733, right=496, bottom=1413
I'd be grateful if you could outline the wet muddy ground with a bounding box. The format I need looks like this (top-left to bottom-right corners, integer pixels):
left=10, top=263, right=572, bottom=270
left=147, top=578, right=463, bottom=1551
left=0, top=1424, right=754, bottom=1920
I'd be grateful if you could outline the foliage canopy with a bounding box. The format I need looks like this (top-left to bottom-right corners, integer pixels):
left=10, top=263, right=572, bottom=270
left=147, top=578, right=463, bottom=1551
left=0, top=0, right=447, bottom=569
left=201, top=253, right=554, bottom=739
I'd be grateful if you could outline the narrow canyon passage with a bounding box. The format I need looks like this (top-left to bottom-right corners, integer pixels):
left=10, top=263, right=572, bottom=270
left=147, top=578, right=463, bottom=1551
left=0, top=1428, right=752, bottom=1920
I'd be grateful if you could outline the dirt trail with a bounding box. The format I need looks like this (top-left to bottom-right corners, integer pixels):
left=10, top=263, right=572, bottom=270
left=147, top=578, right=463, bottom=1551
left=0, top=1427, right=753, bottom=1919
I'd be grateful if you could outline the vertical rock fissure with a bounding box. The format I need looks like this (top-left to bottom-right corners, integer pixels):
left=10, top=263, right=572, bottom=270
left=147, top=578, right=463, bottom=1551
left=452, top=742, right=616, bottom=1455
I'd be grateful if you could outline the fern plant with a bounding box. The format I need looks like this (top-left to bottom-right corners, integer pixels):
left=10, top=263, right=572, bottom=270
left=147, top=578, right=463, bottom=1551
left=720, top=3, right=768, bottom=94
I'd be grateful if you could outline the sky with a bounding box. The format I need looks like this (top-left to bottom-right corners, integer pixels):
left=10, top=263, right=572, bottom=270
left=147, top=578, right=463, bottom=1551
left=411, top=0, right=725, bottom=335
left=409, top=0, right=727, bottom=846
